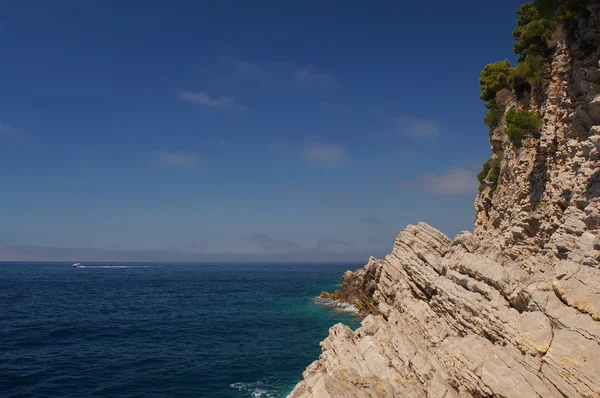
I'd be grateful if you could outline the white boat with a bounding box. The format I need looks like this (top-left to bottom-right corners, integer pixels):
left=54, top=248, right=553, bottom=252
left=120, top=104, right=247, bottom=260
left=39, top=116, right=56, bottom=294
left=72, top=263, right=82, bottom=268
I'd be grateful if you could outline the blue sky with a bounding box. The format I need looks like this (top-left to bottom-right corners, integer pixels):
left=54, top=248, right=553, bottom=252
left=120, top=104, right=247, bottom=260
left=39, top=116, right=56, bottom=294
left=0, top=0, right=523, bottom=262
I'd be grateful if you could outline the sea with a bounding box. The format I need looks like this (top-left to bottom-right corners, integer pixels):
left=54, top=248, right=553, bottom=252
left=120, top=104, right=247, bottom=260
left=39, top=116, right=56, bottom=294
left=0, top=262, right=363, bottom=397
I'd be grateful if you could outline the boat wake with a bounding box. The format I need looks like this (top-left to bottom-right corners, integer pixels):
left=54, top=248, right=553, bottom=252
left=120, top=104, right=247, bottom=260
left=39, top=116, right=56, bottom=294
left=72, top=265, right=158, bottom=269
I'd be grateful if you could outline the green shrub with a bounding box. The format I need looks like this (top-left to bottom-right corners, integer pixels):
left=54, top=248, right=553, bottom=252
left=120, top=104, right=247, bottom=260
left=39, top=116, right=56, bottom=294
left=505, top=109, right=543, bottom=147
left=513, top=8, right=557, bottom=62
left=534, top=0, right=592, bottom=20
left=522, top=53, right=548, bottom=84
left=509, top=64, right=533, bottom=98
left=484, top=107, right=504, bottom=129
left=478, top=157, right=502, bottom=192
left=477, top=159, right=493, bottom=184
left=508, top=52, right=548, bottom=97
left=479, top=60, right=512, bottom=105
left=477, top=1, right=586, bottom=145
left=513, top=1, right=592, bottom=62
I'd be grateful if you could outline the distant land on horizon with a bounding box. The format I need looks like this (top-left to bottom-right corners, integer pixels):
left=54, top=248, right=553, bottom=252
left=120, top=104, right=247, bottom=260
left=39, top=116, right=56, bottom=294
left=0, top=243, right=386, bottom=263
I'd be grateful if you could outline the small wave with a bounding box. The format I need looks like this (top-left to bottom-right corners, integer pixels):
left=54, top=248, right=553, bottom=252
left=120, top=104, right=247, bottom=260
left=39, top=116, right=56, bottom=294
left=230, top=377, right=282, bottom=397
left=333, top=302, right=359, bottom=314
left=312, top=297, right=335, bottom=306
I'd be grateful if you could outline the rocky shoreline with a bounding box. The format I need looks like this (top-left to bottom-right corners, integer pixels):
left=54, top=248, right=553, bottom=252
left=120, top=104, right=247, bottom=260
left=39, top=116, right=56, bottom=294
left=289, top=3, right=600, bottom=397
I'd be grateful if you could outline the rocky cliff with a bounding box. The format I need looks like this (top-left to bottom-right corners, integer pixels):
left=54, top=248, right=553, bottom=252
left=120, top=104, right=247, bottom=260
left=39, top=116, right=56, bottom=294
left=289, top=3, right=600, bottom=397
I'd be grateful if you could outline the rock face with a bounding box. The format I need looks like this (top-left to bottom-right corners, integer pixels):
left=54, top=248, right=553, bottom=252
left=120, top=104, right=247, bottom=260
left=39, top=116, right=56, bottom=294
left=289, top=5, right=600, bottom=398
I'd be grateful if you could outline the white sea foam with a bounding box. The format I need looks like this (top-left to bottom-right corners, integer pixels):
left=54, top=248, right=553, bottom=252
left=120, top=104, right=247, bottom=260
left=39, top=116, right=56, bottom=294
left=251, top=389, right=269, bottom=398
left=230, top=378, right=282, bottom=397
left=312, top=297, right=335, bottom=306
left=333, top=302, right=359, bottom=314
left=313, top=296, right=360, bottom=314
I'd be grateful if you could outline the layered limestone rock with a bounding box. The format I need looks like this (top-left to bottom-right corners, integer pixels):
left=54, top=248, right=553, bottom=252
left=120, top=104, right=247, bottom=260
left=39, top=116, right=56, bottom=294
left=289, top=5, right=600, bottom=398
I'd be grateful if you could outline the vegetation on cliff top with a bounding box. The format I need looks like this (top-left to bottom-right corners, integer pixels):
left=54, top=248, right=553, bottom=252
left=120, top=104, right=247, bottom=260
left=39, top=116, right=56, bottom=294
left=479, top=0, right=591, bottom=113
left=476, top=0, right=592, bottom=193
left=480, top=60, right=512, bottom=106
left=514, top=0, right=594, bottom=59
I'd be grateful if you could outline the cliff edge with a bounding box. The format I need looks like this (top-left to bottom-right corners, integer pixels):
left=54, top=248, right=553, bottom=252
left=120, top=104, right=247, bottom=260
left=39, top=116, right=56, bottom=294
left=289, top=2, right=600, bottom=397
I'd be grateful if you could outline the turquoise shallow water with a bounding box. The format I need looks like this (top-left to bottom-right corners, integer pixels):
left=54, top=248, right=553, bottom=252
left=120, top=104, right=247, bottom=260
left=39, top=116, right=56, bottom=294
left=0, top=262, right=363, bottom=397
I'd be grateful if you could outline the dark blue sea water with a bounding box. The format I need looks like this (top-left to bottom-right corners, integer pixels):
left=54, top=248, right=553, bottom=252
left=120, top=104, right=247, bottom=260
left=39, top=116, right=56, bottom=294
left=0, top=262, right=363, bottom=397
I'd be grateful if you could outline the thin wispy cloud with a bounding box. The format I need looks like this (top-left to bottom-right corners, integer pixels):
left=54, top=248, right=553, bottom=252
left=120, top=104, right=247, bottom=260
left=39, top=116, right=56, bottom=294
left=236, top=61, right=261, bottom=74
left=280, top=183, right=305, bottom=193
left=180, top=90, right=242, bottom=110
left=266, top=138, right=288, bottom=152
left=0, top=121, right=19, bottom=137
left=396, top=167, right=478, bottom=195
left=399, top=146, right=417, bottom=156
left=154, top=150, right=203, bottom=168
left=331, top=193, right=352, bottom=204
left=316, top=239, right=348, bottom=250
left=295, top=66, right=339, bottom=88
left=0, top=122, right=15, bottom=134
left=388, top=117, right=441, bottom=139
left=302, top=143, right=349, bottom=166
left=247, top=233, right=301, bottom=251
left=247, top=233, right=353, bottom=254
left=184, top=241, right=207, bottom=250
left=198, top=57, right=339, bottom=91
left=360, top=216, right=384, bottom=226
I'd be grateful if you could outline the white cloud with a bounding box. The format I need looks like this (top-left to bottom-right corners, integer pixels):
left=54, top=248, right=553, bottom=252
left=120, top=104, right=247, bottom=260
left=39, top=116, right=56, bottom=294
left=388, top=117, right=440, bottom=139
left=154, top=150, right=203, bottom=168
left=302, top=143, right=349, bottom=166
left=397, top=167, right=478, bottom=195
left=180, top=90, right=241, bottom=109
